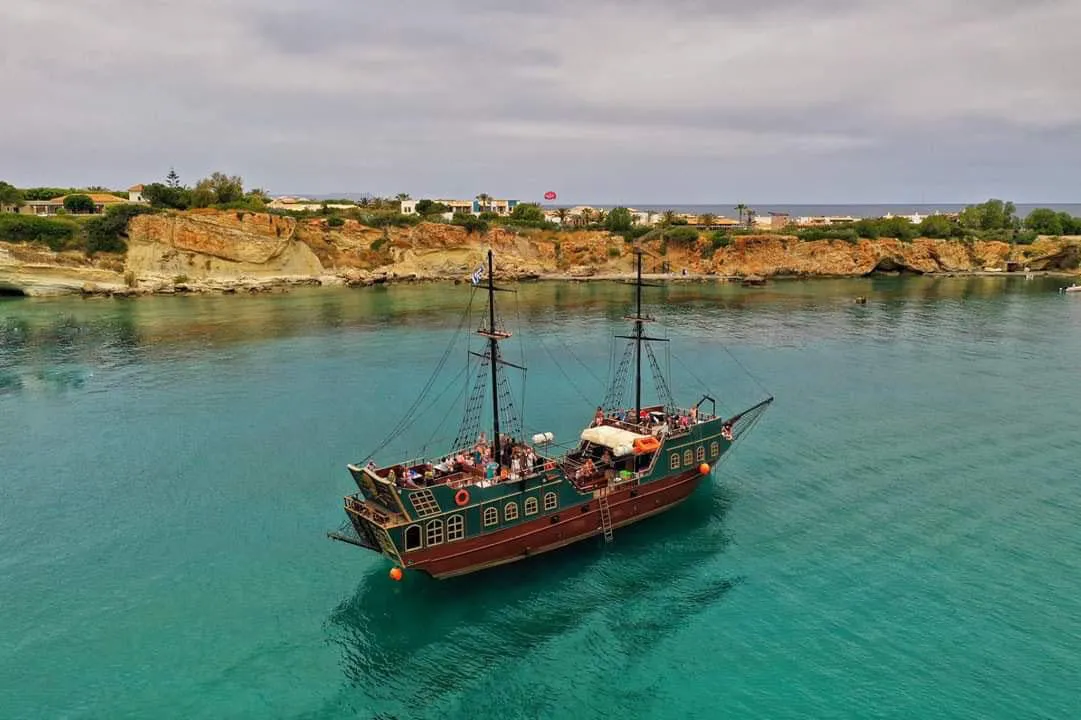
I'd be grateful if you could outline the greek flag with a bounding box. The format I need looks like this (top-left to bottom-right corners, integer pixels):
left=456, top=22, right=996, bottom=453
left=471, top=265, right=485, bottom=286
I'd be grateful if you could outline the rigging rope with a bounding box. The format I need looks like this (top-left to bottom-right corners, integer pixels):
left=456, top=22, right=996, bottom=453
left=516, top=289, right=526, bottom=433
left=549, top=326, right=604, bottom=386
left=534, top=327, right=597, bottom=406
left=360, top=288, right=477, bottom=464
left=720, top=343, right=773, bottom=400
left=420, top=364, right=470, bottom=456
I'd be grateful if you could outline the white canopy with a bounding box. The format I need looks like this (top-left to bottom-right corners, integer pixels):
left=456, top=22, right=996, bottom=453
left=580, top=425, right=650, bottom=456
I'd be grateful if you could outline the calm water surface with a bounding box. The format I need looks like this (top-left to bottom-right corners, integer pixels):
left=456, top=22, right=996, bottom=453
left=2, top=277, right=1080, bottom=719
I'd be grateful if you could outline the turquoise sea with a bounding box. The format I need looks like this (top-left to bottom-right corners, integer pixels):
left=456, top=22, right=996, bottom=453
left=2, top=277, right=1081, bottom=719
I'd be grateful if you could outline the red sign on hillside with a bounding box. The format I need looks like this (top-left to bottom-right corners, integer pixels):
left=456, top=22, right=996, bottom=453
left=543, top=191, right=557, bottom=201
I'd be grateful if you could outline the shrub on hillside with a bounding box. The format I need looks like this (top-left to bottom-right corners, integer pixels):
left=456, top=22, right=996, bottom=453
left=0, top=214, right=78, bottom=251
left=84, top=204, right=156, bottom=255
left=665, top=226, right=700, bottom=244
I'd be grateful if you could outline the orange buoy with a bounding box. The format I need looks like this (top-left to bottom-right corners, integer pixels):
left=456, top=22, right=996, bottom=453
left=389, top=567, right=403, bottom=581
left=699, top=463, right=710, bottom=475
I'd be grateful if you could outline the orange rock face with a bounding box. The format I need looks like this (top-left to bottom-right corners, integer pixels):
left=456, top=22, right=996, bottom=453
left=2, top=209, right=1078, bottom=296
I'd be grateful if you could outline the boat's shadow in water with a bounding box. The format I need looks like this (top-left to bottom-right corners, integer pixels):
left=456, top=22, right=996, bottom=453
left=324, top=482, right=743, bottom=712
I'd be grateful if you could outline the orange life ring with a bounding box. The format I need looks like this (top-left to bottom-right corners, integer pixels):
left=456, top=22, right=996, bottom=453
left=454, top=488, right=470, bottom=507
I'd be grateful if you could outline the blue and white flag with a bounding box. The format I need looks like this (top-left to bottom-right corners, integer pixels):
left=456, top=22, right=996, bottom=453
left=471, top=265, right=485, bottom=286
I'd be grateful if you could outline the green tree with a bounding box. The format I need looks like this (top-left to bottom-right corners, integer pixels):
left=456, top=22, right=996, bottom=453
left=192, top=172, right=244, bottom=206
left=735, top=203, right=748, bottom=225
left=605, top=207, right=634, bottom=232
left=209, top=172, right=244, bottom=204
left=0, top=181, right=23, bottom=209
left=918, top=214, right=956, bottom=239
left=1059, top=212, right=1081, bottom=235
left=395, top=192, right=411, bottom=201
left=509, top=202, right=545, bottom=222
left=661, top=209, right=676, bottom=227
left=959, top=199, right=1016, bottom=232
left=190, top=180, right=216, bottom=208
left=475, top=193, right=492, bottom=212
left=1024, top=208, right=1063, bottom=235
left=63, top=194, right=95, bottom=214
left=166, top=168, right=181, bottom=188
left=143, top=183, right=191, bottom=210
left=555, top=208, right=569, bottom=226
left=415, top=199, right=450, bottom=216
left=23, top=188, right=71, bottom=201
left=699, top=213, right=717, bottom=228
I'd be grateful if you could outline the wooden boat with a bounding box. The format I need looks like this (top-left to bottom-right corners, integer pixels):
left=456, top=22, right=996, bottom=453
left=329, top=249, right=773, bottom=579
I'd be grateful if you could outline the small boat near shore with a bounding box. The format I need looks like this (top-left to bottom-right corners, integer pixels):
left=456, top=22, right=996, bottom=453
left=1061, top=283, right=1081, bottom=294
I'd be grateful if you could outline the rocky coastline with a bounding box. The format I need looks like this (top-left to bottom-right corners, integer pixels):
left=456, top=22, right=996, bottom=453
left=1, top=209, right=1079, bottom=298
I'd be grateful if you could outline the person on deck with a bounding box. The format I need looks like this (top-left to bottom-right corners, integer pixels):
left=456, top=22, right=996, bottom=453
left=593, top=406, right=604, bottom=427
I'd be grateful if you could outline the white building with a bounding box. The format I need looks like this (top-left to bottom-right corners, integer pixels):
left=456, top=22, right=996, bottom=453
left=127, top=184, right=148, bottom=204
left=400, top=198, right=519, bottom=217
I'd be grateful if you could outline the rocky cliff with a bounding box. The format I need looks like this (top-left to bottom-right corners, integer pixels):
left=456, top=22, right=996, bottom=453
left=1, top=209, right=1078, bottom=296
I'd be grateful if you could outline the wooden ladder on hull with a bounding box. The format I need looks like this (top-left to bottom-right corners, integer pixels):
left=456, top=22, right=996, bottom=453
left=599, top=495, right=614, bottom=543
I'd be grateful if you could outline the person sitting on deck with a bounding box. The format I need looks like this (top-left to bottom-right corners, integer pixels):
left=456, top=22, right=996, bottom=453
left=593, top=406, right=604, bottom=427
left=690, top=405, right=698, bottom=424
left=581, top=458, right=596, bottom=479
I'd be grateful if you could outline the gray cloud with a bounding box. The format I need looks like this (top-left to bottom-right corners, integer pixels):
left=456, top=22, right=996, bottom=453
left=1, top=0, right=1079, bottom=202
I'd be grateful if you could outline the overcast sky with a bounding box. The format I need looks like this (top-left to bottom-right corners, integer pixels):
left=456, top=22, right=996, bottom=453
left=3, top=0, right=1079, bottom=204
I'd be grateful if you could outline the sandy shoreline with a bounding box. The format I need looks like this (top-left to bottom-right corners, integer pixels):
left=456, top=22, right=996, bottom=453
left=12, top=267, right=1070, bottom=300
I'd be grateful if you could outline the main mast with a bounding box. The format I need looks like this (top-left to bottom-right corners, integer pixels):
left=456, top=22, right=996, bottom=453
left=486, top=249, right=500, bottom=459
left=634, top=250, right=643, bottom=425
left=615, top=250, right=663, bottom=428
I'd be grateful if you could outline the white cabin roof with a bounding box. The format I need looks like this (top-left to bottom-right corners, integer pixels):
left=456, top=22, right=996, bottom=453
left=580, top=425, right=650, bottom=455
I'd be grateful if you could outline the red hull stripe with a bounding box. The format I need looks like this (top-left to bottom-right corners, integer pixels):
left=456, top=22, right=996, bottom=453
left=404, top=469, right=704, bottom=579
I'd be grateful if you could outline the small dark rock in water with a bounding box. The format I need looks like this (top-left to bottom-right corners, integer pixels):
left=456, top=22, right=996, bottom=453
left=855, top=296, right=867, bottom=304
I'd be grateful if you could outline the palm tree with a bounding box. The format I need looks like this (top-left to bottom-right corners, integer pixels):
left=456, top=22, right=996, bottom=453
left=661, top=209, right=676, bottom=227
left=475, top=193, right=492, bottom=213
left=555, top=207, right=569, bottom=226
left=395, top=192, right=411, bottom=201
left=735, top=203, right=748, bottom=226
left=579, top=208, right=594, bottom=226
left=746, top=208, right=757, bottom=228
left=594, top=209, right=608, bottom=226
left=699, top=212, right=717, bottom=228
